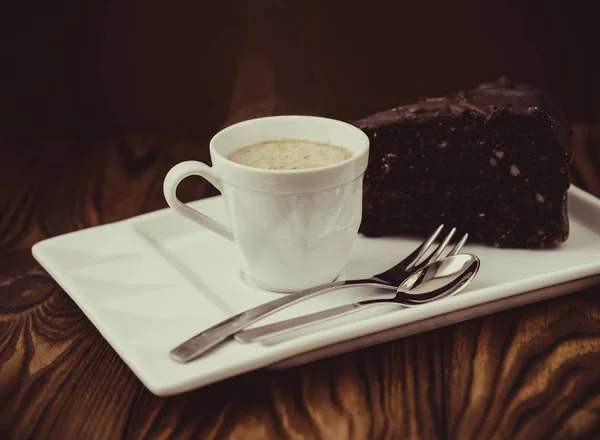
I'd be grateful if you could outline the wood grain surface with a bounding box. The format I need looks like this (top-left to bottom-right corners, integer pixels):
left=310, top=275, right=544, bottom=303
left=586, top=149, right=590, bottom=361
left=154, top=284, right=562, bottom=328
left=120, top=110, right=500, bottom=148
left=1, top=125, right=600, bottom=439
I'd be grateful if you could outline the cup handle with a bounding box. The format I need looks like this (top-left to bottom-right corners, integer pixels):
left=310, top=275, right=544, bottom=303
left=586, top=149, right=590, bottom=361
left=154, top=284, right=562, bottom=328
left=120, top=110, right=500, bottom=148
left=163, top=161, right=234, bottom=242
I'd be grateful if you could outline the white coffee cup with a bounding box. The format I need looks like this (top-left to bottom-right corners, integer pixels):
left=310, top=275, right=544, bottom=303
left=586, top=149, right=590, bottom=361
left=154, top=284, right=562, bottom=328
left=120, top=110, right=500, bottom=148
left=163, top=115, right=370, bottom=292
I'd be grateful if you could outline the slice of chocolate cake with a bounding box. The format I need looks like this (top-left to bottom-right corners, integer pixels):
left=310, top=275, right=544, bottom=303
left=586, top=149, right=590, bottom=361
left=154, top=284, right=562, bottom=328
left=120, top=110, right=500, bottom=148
left=354, top=77, right=572, bottom=248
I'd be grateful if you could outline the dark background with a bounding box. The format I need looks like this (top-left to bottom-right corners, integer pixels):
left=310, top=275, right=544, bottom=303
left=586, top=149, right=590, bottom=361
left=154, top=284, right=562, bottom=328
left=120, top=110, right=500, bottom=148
left=1, top=0, right=598, bottom=143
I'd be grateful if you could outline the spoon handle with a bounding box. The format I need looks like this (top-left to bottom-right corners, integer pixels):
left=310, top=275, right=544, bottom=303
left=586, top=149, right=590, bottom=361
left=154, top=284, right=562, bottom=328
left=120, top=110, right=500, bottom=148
left=236, top=255, right=481, bottom=346
left=233, top=304, right=364, bottom=343
left=234, top=299, right=399, bottom=344
left=169, top=278, right=392, bottom=362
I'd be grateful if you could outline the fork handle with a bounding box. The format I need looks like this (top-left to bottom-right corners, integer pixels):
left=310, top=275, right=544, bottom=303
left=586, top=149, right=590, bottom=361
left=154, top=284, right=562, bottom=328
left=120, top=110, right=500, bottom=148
left=170, top=278, right=388, bottom=362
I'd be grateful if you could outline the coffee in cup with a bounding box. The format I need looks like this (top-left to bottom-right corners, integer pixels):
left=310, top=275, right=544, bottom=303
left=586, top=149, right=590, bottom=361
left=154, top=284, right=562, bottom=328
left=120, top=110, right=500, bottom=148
left=228, top=139, right=353, bottom=170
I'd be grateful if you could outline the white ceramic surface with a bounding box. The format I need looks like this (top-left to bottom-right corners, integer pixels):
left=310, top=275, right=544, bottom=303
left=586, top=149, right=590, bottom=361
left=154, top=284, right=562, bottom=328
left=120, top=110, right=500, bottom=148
left=32, top=186, right=600, bottom=396
left=163, top=115, right=370, bottom=292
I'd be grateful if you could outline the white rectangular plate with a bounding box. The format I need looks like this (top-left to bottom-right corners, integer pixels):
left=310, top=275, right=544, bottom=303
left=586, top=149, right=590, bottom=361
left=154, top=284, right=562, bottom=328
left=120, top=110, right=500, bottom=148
left=32, top=186, right=600, bottom=396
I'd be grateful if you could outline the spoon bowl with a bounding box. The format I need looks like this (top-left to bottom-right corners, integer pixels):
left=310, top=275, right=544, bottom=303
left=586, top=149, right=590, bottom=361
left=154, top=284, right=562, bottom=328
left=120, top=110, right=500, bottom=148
left=391, top=253, right=480, bottom=305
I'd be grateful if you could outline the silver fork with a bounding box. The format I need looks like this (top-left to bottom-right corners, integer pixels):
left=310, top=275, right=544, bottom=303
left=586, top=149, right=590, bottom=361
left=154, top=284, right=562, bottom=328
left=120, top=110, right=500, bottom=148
left=170, top=225, right=466, bottom=363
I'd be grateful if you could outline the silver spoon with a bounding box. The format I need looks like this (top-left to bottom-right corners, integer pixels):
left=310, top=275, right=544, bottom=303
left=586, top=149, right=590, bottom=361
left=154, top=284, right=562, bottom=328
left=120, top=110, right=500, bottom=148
left=234, top=253, right=480, bottom=344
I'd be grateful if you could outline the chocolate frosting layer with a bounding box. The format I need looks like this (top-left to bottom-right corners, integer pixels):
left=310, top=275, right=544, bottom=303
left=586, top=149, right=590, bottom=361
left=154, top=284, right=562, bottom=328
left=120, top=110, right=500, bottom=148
left=354, top=77, right=571, bottom=149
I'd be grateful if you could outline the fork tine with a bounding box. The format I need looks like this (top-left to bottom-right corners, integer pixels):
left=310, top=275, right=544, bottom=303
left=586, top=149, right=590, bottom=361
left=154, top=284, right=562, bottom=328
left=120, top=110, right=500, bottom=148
left=416, top=227, right=456, bottom=268
left=448, top=233, right=468, bottom=256
left=402, top=224, right=444, bottom=270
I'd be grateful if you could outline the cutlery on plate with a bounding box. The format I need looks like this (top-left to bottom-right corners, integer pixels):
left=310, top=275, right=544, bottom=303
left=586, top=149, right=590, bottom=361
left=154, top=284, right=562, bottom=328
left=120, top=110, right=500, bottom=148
left=170, top=225, right=466, bottom=363
left=234, top=253, right=480, bottom=344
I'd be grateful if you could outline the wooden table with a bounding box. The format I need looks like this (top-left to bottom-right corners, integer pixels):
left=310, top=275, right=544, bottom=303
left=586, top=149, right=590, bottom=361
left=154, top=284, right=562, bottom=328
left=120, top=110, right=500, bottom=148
left=2, top=124, right=600, bottom=440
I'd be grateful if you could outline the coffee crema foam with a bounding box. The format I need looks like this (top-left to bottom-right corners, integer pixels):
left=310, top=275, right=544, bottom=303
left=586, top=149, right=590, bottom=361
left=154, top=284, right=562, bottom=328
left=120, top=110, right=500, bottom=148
left=228, top=139, right=353, bottom=170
